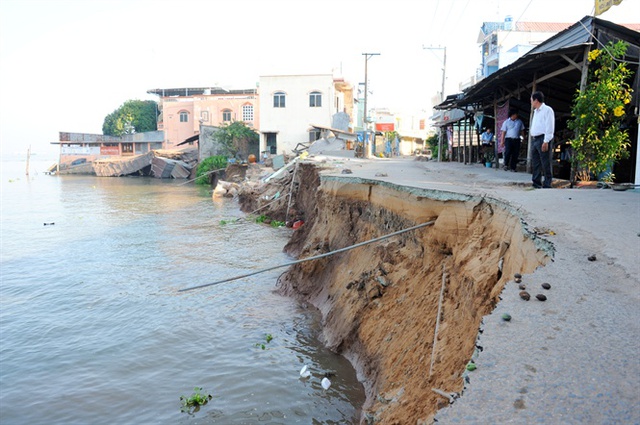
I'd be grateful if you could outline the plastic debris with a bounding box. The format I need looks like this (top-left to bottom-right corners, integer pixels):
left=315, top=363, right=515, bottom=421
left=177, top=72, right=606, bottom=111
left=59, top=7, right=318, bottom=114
left=299, top=365, right=311, bottom=379
left=321, top=377, right=331, bottom=390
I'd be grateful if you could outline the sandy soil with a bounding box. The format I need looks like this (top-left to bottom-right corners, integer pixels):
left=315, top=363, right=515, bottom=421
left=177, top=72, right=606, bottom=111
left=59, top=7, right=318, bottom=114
left=237, top=161, right=551, bottom=424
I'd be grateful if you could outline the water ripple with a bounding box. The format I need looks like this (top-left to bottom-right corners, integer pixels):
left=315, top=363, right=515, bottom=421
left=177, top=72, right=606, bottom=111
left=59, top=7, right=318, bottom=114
left=0, top=166, right=364, bottom=424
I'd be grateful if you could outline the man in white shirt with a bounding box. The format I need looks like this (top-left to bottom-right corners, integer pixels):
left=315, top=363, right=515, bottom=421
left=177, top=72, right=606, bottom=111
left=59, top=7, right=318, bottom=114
left=501, top=108, right=525, bottom=172
left=529, top=91, right=555, bottom=188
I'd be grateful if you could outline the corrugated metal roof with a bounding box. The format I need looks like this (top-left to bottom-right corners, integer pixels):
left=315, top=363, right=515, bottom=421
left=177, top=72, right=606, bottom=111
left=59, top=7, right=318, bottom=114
left=436, top=15, right=640, bottom=113
left=528, top=16, right=640, bottom=55
left=146, top=87, right=257, bottom=97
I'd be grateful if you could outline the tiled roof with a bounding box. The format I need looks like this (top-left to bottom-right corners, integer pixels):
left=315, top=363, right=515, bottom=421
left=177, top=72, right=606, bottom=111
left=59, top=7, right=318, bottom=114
left=515, top=22, right=573, bottom=32
left=619, top=23, right=640, bottom=31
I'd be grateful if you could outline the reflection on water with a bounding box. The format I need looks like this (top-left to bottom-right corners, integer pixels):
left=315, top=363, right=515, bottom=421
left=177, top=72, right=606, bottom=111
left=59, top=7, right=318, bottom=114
left=0, top=160, right=364, bottom=424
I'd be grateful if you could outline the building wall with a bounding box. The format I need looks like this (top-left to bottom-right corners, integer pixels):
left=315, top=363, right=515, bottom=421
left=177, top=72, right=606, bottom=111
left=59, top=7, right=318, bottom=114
left=158, top=91, right=259, bottom=149
left=54, top=131, right=164, bottom=168
left=193, top=93, right=259, bottom=131
left=161, top=99, right=197, bottom=149
left=481, top=27, right=565, bottom=77
left=258, top=74, right=338, bottom=155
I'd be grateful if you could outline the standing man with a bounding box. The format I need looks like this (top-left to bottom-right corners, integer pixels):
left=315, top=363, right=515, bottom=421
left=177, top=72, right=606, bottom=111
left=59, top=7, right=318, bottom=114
left=529, top=91, right=555, bottom=188
left=501, top=108, right=525, bottom=172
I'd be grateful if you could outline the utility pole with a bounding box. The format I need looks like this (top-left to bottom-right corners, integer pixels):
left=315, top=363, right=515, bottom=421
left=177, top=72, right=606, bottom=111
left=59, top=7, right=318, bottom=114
left=362, top=53, right=380, bottom=158
left=423, top=46, right=447, bottom=161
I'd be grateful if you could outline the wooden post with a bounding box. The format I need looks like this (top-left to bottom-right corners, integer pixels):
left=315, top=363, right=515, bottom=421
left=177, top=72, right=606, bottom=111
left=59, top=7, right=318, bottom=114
left=463, top=117, right=468, bottom=164
left=25, top=145, right=30, bottom=176
left=430, top=264, right=447, bottom=377
left=493, top=98, right=498, bottom=169
left=457, top=122, right=462, bottom=163
left=527, top=76, right=537, bottom=173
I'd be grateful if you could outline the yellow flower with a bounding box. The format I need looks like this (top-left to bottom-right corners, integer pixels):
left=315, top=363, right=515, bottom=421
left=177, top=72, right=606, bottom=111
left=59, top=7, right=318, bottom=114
left=613, top=106, right=624, bottom=117
left=588, top=49, right=601, bottom=61
left=580, top=114, right=587, bottom=119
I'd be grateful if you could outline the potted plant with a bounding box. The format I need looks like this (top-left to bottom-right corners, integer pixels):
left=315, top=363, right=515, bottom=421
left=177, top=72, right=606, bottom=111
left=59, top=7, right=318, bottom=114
left=484, top=150, right=495, bottom=168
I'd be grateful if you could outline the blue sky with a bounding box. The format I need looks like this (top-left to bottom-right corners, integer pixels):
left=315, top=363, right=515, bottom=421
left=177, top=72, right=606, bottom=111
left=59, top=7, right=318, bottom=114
left=1, top=0, right=638, bottom=155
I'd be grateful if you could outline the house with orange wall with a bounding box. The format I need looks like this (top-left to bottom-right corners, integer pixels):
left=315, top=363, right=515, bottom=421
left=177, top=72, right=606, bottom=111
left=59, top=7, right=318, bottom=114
left=147, top=87, right=259, bottom=149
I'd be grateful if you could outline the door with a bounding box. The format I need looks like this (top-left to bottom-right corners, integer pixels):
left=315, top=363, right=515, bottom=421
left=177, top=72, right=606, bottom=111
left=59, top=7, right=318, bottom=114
left=265, top=133, right=277, bottom=155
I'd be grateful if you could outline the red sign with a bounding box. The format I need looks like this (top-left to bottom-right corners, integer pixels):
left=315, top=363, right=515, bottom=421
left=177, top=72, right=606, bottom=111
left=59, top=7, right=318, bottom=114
left=375, top=123, right=395, bottom=132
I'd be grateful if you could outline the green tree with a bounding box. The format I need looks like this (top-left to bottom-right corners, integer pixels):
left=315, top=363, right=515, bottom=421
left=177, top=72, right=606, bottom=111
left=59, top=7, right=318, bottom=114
left=213, top=121, right=259, bottom=158
left=425, top=133, right=439, bottom=159
left=102, top=100, right=158, bottom=136
left=567, top=41, right=632, bottom=181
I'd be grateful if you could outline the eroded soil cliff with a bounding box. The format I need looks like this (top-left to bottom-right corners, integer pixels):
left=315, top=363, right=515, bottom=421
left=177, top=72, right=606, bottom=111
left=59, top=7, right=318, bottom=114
left=238, top=162, right=550, bottom=424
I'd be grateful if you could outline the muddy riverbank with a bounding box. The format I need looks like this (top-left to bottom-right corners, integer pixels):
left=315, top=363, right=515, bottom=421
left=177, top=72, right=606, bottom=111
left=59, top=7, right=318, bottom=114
left=238, top=160, right=553, bottom=423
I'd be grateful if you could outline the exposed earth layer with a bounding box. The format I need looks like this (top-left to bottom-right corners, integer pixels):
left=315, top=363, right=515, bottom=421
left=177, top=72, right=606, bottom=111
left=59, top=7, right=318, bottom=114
left=238, top=162, right=551, bottom=423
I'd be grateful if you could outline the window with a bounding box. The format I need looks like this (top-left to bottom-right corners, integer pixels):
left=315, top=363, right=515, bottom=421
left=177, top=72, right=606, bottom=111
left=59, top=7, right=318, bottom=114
left=273, top=91, right=286, bottom=108
left=309, top=91, right=322, bottom=107
left=242, top=104, right=254, bottom=122
left=179, top=111, right=188, bottom=122
left=201, top=111, right=209, bottom=122
left=222, top=109, right=232, bottom=122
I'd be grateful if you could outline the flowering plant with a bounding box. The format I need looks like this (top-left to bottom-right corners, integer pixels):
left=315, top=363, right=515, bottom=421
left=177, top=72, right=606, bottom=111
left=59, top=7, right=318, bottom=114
left=567, top=41, right=632, bottom=181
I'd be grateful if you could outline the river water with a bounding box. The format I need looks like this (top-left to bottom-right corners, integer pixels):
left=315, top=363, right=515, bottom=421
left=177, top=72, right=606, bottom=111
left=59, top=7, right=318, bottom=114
left=0, top=157, right=364, bottom=424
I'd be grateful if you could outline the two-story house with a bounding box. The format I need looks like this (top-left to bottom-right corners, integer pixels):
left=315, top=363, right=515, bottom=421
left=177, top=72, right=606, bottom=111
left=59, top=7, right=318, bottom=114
left=258, top=74, right=353, bottom=155
left=147, top=87, right=259, bottom=149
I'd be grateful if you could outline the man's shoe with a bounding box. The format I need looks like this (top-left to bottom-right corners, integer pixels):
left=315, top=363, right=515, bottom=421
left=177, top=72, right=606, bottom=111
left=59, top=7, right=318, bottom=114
left=532, top=184, right=542, bottom=189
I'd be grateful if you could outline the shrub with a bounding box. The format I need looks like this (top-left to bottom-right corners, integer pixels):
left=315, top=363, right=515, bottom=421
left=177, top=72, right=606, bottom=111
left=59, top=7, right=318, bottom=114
left=567, top=41, right=632, bottom=181
left=195, top=155, right=228, bottom=185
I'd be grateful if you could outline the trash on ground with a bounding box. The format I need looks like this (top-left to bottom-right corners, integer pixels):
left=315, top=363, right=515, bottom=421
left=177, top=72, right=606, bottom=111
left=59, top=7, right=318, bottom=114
left=300, top=365, right=311, bottom=379
left=321, top=377, right=331, bottom=390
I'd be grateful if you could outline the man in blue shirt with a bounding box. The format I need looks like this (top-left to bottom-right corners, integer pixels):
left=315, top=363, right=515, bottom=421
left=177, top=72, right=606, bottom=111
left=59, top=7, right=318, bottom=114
left=500, top=108, right=525, bottom=172
left=529, top=91, right=555, bottom=188
left=480, top=128, right=494, bottom=163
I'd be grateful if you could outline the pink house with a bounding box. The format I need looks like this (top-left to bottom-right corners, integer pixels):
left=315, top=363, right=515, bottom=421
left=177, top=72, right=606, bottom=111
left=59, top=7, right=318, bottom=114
left=147, top=87, right=259, bottom=149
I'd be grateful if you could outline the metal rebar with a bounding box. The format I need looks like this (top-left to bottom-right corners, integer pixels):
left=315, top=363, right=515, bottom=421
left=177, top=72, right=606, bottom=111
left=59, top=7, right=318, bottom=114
left=178, top=220, right=436, bottom=293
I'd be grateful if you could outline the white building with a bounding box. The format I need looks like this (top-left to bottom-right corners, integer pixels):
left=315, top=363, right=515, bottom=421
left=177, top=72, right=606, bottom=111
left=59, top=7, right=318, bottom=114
left=477, top=17, right=572, bottom=79
left=258, top=74, right=349, bottom=155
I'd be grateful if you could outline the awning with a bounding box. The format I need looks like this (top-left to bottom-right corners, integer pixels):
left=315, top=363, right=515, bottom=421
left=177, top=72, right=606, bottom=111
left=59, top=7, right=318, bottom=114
left=435, top=16, right=640, bottom=114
